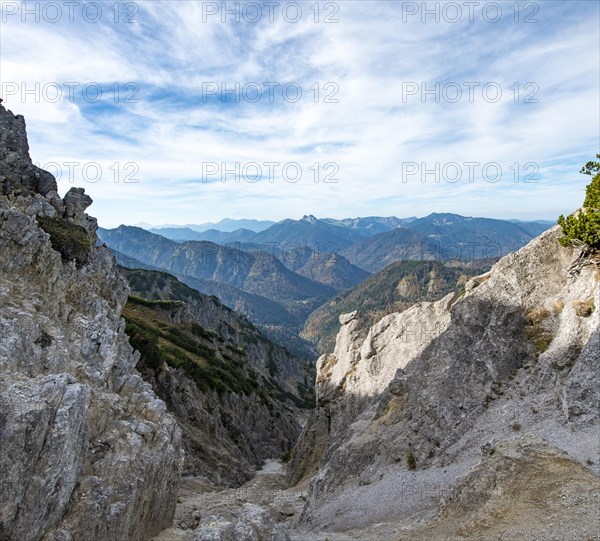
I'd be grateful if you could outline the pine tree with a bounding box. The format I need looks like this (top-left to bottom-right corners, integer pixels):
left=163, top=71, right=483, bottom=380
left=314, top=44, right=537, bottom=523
left=557, top=154, right=600, bottom=248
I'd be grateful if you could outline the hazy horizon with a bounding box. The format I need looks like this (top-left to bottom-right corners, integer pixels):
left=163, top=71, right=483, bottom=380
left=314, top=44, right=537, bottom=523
left=102, top=212, right=558, bottom=230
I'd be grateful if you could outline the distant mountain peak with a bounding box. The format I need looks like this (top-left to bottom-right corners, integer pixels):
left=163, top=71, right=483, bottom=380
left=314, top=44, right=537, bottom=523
left=302, top=214, right=319, bottom=223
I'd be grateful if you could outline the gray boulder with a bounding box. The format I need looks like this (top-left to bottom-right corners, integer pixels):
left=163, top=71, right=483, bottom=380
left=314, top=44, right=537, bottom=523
left=193, top=504, right=290, bottom=541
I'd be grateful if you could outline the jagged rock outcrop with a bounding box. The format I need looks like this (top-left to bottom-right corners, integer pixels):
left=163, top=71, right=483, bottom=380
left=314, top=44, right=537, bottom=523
left=289, top=225, right=599, bottom=535
left=0, top=104, right=182, bottom=541
left=0, top=104, right=56, bottom=196
left=302, top=259, right=490, bottom=354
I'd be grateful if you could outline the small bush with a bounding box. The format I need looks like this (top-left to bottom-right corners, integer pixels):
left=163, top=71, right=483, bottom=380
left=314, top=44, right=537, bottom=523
left=511, top=422, right=521, bottom=431
left=37, top=215, right=91, bottom=266
left=574, top=299, right=595, bottom=317
left=526, top=308, right=550, bottom=324
left=125, top=320, right=162, bottom=371
left=191, top=323, right=216, bottom=341
left=533, top=338, right=550, bottom=353
left=407, top=451, right=416, bottom=470
left=281, top=451, right=292, bottom=463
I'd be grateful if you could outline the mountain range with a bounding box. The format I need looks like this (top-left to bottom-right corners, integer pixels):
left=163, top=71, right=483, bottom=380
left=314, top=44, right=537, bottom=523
left=148, top=227, right=257, bottom=243
left=99, top=226, right=344, bottom=357
left=141, top=218, right=275, bottom=233
left=100, top=214, right=553, bottom=355
left=141, top=214, right=552, bottom=271
left=98, top=225, right=333, bottom=302
left=340, top=213, right=551, bottom=272
left=147, top=215, right=410, bottom=246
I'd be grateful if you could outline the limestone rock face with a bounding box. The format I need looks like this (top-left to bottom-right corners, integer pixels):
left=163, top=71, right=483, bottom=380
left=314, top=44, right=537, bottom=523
left=289, top=225, right=600, bottom=531
left=419, top=435, right=600, bottom=541
left=0, top=103, right=182, bottom=541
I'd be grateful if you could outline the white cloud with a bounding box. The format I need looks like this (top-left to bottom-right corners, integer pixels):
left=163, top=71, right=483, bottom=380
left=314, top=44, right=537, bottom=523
left=1, top=0, right=598, bottom=226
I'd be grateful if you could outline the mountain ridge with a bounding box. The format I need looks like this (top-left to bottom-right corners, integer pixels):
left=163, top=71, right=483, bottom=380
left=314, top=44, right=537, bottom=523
left=302, top=259, right=493, bottom=353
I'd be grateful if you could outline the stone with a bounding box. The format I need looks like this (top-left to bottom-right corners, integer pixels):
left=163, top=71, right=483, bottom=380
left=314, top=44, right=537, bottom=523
left=193, top=517, right=235, bottom=541
left=192, top=504, right=290, bottom=541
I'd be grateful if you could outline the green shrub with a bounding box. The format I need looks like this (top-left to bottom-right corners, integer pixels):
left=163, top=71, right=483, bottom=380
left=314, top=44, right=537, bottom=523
left=558, top=156, right=600, bottom=248
left=191, top=323, right=216, bottom=341
left=558, top=210, right=600, bottom=248
left=525, top=308, right=553, bottom=353
left=128, top=295, right=183, bottom=309
left=37, top=215, right=91, bottom=266
left=125, top=319, right=162, bottom=370
left=407, top=451, right=416, bottom=470
left=281, top=451, right=292, bottom=463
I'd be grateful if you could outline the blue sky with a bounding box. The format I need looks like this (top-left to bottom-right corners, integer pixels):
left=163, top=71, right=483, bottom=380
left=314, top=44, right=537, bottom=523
left=1, top=0, right=598, bottom=227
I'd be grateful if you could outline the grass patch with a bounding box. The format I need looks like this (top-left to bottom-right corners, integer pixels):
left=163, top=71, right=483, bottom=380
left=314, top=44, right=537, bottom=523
left=525, top=308, right=553, bottom=353
left=123, top=299, right=255, bottom=395
left=37, top=215, right=91, bottom=266
left=553, top=300, right=565, bottom=315
left=128, top=295, right=184, bottom=309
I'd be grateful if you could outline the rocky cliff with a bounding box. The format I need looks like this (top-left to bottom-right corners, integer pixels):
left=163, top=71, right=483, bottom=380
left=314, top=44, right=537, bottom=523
left=289, top=225, right=600, bottom=537
left=121, top=268, right=313, bottom=402
left=302, top=259, right=491, bottom=354
left=0, top=104, right=182, bottom=541
left=120, top=268, right=312, bottom=485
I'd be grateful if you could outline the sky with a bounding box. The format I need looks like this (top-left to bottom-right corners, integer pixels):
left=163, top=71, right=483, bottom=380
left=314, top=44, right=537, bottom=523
left=1, top=0, right=599, bottom=227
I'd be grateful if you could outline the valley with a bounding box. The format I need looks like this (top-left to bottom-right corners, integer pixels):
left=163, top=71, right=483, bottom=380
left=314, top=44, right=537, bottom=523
left=99, top=212, right=552, bottom=362
left=1, top=102, right=598, bottom=541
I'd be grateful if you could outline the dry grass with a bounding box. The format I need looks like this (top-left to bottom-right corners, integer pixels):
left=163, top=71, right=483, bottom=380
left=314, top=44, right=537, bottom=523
left=316, top=354, right=338, bottom=384
left=573, top=299, right=595, bottom=318
left=552, top=300, right=565, bottom=315
left=525, top=308, right=553, bottom=353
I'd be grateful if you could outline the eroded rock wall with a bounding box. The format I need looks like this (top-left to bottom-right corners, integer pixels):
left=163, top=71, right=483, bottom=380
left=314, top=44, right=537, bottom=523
left=289, top=226, right=599, bottom=530
left=0, top=104, right=182, bottom=541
